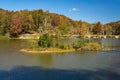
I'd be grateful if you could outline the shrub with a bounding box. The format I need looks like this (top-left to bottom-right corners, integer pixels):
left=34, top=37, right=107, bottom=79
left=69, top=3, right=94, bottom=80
left=38, top=34, right=53, bottom=48
left=73, top=38, right=90, bottom=50
left=27, top=39, right=38, bottom=48
left=58, top=43, right=73, bottom=50
left=82, top=42, right=101, bottom=50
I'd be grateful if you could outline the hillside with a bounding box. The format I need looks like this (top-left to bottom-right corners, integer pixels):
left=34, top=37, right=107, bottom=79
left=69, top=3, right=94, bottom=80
left=0, top=8, right=120, bottom=37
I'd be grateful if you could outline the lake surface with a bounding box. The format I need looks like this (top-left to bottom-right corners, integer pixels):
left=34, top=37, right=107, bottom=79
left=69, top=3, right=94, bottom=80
left=0, top=39, right=120, bottom=80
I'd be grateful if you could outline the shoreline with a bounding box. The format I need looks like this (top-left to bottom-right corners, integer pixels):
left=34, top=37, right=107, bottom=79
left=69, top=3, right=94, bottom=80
left=20, top=49, right=111, bottom=54
left=19, top=35, right=120, bottom=39
left=20, top=48, right=75, bottom=54
left=20, top=47, right=112, bottom=54
left=20, top=49, right=112, bottom=54
left=0, top=35, right=120, bottom=40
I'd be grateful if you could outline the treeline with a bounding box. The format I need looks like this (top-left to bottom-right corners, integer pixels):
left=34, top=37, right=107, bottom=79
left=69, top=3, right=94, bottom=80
left=0, top=8, right=120, bottom=37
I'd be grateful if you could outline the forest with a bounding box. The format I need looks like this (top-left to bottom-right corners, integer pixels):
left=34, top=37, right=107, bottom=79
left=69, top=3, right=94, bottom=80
left=0, top=8, right=120, bottom=37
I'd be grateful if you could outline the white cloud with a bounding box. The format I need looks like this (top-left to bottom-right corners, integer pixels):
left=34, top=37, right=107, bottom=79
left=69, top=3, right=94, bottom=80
left=69, top=8, right=79, bottom=12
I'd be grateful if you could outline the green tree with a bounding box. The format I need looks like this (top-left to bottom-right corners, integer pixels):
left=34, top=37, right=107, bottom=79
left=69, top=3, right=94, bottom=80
left=38, top=34, right=53, bottom=48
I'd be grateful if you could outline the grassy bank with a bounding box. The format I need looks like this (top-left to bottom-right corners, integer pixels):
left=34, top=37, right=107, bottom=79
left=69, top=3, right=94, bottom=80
left=20, top=45, right=112, bottom=54
left=0, top=36, right=10, bottom=39
left=21, top=48, right=75, bottom=54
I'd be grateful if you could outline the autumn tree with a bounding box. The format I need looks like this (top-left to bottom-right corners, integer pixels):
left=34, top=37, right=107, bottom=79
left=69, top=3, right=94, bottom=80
left=57, top=15, right=71, bottom=35
left=104, top=25, right=112, bottom=35
left=51, top=16, right=60, bottom=34
left=0, top=11, right=10, bottom=35
left=10, top=13, right=23, bottom=37
left=22, top=14, right=34, bottom=33
left=38, top=10, right=50, bottom=35
left=32, top=9, right=44, bottom=31
left=72, top=21, right=79, bottom=34
left=80, top=22, right=88, bottom=35
left=87, top=24, right=94, bottom=35
left=58, top=24, right=69, bottom=35
left=92, top=22, right=103, bottom=35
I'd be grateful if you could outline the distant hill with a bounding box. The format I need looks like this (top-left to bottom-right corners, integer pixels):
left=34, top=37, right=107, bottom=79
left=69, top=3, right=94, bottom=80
left=105, top=21, right=120, bottom=35
left=0, top=8, right=120, bottom=37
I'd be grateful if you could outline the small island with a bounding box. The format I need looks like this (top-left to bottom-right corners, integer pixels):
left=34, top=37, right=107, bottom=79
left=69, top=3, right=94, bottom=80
left=20, top=33, right=103, bottom=54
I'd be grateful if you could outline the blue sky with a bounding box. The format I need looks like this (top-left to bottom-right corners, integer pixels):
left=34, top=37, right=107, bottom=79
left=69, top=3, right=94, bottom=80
left=0, top=0, right=120, bottom=23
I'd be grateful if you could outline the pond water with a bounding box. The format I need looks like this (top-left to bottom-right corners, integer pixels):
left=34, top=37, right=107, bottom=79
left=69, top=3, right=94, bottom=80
left=0, top=39, right=120, bottom=80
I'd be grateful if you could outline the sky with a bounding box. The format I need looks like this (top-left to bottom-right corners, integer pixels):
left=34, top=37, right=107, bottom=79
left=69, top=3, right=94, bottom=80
left=0, top=0, right=120, bottom=24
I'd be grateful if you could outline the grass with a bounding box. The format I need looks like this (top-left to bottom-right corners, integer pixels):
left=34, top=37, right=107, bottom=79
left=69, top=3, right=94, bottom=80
left=20, top=47, right=75, bottom=54
left=0, top=35, right=10, bottom=39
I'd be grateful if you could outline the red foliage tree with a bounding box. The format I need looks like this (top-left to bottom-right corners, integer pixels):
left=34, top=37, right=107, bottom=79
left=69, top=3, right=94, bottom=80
left=10, top=13, right=23, bottom=37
